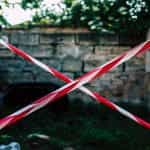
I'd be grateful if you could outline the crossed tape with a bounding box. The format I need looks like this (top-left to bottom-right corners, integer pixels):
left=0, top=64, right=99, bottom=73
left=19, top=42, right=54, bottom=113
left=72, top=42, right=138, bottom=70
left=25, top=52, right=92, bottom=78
left=0, top=39, right=150, bottom=130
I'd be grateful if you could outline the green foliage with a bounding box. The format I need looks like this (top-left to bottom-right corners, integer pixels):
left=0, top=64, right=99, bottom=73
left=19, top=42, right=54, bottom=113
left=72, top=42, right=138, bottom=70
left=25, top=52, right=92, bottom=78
left=0, top=0, right=150, bottom=33
left=58, top=0, right=150, bottom=33
left=26, top=0, right=149, bottom=33
left=0, top=15, right=10, bottom=27
left=21, top=0, right=42, bottom=9
left=0, top=5, right=10, bottom=27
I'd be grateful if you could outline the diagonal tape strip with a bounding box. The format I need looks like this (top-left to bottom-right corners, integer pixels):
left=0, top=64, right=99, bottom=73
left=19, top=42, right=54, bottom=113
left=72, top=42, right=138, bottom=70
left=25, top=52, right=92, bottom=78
left=0, top=39, right=150, bottom=130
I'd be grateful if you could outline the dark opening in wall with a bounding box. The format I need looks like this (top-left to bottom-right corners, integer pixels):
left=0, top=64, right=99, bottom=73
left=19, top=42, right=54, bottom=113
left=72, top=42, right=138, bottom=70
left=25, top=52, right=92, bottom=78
left=3, top=82, right=69, bottom=114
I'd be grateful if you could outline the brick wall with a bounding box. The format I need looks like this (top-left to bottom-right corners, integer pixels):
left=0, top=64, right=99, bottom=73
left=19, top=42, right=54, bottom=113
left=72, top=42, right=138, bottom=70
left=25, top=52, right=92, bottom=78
left=0, top=27, right=149, bottom=106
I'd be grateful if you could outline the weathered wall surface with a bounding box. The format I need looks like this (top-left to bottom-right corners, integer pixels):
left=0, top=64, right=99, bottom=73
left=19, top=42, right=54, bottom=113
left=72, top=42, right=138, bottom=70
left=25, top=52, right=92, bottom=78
left=0, top=27, right=149, bottom=106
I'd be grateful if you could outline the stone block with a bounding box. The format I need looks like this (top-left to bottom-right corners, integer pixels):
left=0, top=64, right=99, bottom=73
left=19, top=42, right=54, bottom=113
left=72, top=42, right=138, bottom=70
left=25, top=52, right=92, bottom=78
left=56, top=44, right=79, bottom=59
left=126, top=65, right=145, bottom=72
left=18, top=45, right=39, bottom=54
left=95, top=46, right=112, bottom=55
left=23, top=58, right=61, bottom=77
left=121, top=72, right=147, bottom=104
left=62, top=72, right=74, bottom=79
left=126, top=56, right=145, bottom=72
left=83, top=54, right=107, bottom=72
left=83, top=46, right=122, bottom=72
left=110, top=78, right=124, bottom=97
left=62, top=58, right=82, bottom=72
left=57, top=44, right=93, bottom=59
left=78, top=45, right=94, bottom=59
left=40, top=33, right=75, bottom=44
left=100, top=73, right=116, bottom=82
left=99, top=33, right=119, bottom=45
left=36, top=45, right=54, bottom=57
left=23, top=61, right=41, bottom=74
left=0, top=58, right=25, bottom=72
left=119, top=33, right=145, bottom=46
left=24, top=58, right=61, bottom=74
left=0, top=50, right=15, bottom=58
left=56, top=33, right=75, bottom=44
left=35, top=72, right=54, bottom=82
left=123, top=83, right=142, bottom=104
left=86, top=79, right=103, bottom=91
left=84, top=52, right=107, bottom=61
left=111, top=46, right=130, bottom=54
left=18, top=45, right=54, bottom=58
left=6, top=71, right=34, bottom=83
left=35, top=71, right=65, bottom=85
left=84, top=73, right=116, bottom=93
left=10, top=32, right=19, bottom=44
left=40, top=34, right=57, bottom=44
left=83, top=62, right=97, bottom=72
left=40, top=58, right=62, bottom=71
left=18, top=45, right=53, bottom=58
left=19, top=33, right=39, bottom=45
left=85, top=48, right=120, bottom=68
left=95, top=46, right=130, bottom=55
left=75, top=33, right=99, bottom=45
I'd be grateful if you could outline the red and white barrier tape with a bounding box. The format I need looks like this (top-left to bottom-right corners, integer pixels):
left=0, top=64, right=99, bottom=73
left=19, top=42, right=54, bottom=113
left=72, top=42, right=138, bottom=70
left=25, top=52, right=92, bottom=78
left=0, top=39, right=150, bottom=130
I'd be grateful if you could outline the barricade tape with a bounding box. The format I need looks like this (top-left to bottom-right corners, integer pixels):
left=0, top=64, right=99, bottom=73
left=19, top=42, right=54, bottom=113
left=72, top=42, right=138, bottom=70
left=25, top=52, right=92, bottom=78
left=0, top=39, right=150, bottom=130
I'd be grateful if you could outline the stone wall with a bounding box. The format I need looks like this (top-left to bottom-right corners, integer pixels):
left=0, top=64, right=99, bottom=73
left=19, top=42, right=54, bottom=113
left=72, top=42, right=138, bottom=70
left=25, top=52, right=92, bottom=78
left=0, top=27, right=149, bottom=106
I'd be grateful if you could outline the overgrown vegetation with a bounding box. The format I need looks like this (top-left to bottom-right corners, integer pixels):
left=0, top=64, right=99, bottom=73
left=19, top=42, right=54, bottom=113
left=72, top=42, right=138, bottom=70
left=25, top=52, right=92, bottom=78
left=0, top=0, right=150, bottom=33
left=50, top=0, right=150, bottom=33
left=0, top=102, right=150, bottom=150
